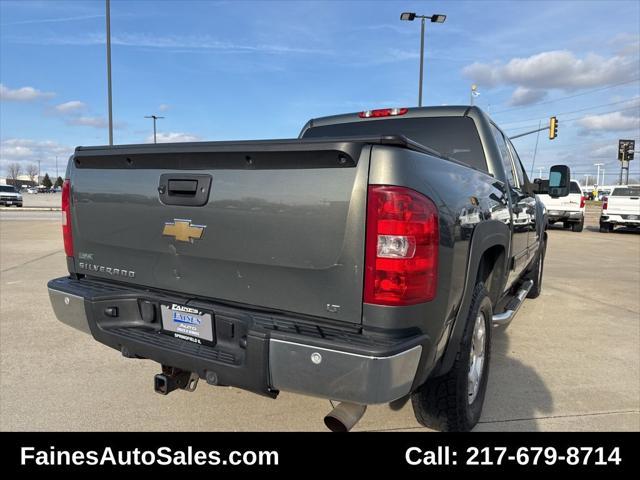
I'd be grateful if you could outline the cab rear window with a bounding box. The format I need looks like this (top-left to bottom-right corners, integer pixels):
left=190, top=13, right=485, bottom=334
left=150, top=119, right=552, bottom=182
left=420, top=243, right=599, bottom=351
left=537, top=181, right=582, bottom=194
left=302, top=116, right=488, bottom=172
left=612, top=186, right=640, bottom=196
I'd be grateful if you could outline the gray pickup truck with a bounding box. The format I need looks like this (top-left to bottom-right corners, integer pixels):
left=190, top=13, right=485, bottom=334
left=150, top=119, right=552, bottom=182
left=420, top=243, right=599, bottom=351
left=48, top=106, right=571, bottom=432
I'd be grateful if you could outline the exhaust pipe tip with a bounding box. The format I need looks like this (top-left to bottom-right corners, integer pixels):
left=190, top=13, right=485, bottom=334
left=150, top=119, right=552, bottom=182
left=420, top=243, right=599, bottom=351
left=324, top=402, right=367, bottom=432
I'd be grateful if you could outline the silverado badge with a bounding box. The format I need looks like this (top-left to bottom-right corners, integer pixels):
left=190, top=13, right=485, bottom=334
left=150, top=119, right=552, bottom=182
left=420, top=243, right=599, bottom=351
left=163, top=219, right=206, bottom=242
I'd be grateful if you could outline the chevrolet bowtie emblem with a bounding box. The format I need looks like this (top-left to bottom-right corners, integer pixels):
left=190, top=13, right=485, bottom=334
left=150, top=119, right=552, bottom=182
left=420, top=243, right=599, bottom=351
left=162, top=219, right=206, bottom=243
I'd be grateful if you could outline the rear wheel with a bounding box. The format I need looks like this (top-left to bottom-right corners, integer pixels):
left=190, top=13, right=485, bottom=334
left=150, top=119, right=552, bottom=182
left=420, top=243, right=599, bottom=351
left=411, top=283, right=492, bottom=432
left=571, top=219, right=584, bottom=232
left=599, top=221, right=613, bottom=233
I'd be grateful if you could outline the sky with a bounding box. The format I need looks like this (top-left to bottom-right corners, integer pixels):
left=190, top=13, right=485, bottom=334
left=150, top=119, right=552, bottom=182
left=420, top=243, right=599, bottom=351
left=1, top=0, right=639, bottom=184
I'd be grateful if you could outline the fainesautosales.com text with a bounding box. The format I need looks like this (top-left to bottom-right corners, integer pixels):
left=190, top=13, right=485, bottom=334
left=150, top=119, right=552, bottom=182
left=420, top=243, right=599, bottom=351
left=20, top=446, right=279, bottom=467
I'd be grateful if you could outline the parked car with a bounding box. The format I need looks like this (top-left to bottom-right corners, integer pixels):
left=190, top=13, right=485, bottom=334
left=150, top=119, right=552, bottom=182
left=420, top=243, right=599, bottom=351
left=536, top=179, right=585, bottom=231
left=0, top=184, right=23, bottom=207
left=600, top=185, right=640, bottom=232
left=48, top=106, right=572, bottom=432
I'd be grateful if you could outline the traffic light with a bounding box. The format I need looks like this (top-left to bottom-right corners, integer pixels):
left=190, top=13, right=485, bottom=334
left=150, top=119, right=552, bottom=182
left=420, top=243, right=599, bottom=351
left=549, top=116, right=558, bottom=140
left=619, top=139, right=635, bottom=161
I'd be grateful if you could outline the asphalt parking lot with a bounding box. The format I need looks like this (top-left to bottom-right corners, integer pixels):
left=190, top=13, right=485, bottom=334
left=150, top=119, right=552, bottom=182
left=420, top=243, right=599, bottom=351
left=1, top=206, right=638, bottom=432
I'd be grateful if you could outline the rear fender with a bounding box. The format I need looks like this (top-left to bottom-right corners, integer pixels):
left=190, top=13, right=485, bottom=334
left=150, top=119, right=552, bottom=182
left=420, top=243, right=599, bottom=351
left=432, top=220, right=510, bottom=377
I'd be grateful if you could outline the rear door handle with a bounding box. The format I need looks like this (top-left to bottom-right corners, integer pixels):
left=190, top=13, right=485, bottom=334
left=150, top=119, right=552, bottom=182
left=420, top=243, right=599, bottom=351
left=159, top=174, right=212, bottom=206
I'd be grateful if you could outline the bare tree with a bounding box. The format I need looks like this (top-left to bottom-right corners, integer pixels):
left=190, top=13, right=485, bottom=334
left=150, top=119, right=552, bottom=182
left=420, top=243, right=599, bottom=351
left=26, top=163, right=39, bottom=184
left=6, top=162, right=21, bottom=187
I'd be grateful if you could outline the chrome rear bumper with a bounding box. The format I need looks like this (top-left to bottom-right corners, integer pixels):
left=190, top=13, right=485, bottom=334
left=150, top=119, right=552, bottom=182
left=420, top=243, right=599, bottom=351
left=48, top=281, right=423, bottom=405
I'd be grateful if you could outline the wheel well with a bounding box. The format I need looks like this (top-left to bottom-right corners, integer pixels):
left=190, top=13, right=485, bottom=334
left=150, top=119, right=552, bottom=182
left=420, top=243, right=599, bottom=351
left=476, top=245, right=506, bottom=306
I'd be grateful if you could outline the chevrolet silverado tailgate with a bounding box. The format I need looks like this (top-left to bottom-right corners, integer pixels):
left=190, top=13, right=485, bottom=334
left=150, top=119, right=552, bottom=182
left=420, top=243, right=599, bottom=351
left=69, top=138, right=373, bottom=324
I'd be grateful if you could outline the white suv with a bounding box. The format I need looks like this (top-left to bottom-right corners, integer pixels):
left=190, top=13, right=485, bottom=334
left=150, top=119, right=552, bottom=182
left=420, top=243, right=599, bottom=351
left=537, top=180, right=585, bottom=232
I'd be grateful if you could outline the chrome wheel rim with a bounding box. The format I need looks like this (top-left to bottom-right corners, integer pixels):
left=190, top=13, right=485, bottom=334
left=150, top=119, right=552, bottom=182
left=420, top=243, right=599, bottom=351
left=468, top=312, right=486, bottom=404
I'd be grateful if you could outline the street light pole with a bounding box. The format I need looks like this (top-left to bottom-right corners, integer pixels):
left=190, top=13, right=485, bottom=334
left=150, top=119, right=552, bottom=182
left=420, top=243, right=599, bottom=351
left=106, top=0, right=113, bottom=145
left=400, top=12, right=446, bottom=107
left=145, top=115, right=165, bottom=143
left=594, top=163, right=603, bottom=187
left=418, top=17, right=425, bottom=107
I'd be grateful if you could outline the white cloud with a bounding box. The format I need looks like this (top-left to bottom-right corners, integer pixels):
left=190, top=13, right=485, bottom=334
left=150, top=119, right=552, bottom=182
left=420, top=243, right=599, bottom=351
left=148, top=132, right=201, bottom=143
left=0, top=139, right=72, bottom=176
left=54, top=100, right=87, bottom=114
left=11, top=32, right=333, bottom=56
left=576, top=111, right=640, bottom=133
left=0, top=83, right=55, bottom=102
left=66, top=116, right=125, bottom=130
left=158, top=104, right=170, bottom=112
left=1, top=14, right=104, bottom=26
left=463, top=49, right=639, bottom=91
left=509, top=87, right=547, bottom=106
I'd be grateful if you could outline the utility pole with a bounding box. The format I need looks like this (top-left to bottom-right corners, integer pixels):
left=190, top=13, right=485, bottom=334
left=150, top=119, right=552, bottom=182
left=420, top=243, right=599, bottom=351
left=106, top=0, right=113, bottom=145
left=529, top=120, right=542, bottom=178
left=144, top=115, right=165, bottom=143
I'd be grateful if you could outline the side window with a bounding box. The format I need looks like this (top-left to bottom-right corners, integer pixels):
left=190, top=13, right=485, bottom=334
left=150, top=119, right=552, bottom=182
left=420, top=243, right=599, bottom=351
left=490, top=125, right=516, bottom=187
left=507, top=139, right=527, bottom=188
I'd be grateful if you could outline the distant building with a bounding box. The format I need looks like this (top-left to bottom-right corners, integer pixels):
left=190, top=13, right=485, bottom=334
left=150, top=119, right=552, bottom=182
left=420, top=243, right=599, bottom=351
left=0, top=175, right=38, bottom=188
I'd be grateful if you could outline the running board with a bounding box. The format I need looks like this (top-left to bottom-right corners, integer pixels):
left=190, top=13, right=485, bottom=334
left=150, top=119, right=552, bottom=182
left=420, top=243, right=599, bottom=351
left=492, top=279, right=534, bottom=327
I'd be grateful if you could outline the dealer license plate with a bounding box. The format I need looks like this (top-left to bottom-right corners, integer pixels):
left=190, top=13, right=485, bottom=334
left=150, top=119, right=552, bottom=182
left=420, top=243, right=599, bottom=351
left=161, top=303, right=214, bottom=345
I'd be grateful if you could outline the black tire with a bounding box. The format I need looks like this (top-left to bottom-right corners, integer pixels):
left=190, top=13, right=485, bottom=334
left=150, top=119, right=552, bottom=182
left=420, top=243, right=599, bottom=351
left=599, top=222, right=613, bottom=233
left=526, top=237, right=546, bottom=299
left=411, top=283, right=492, bottom=432
left=562, top=221, right=571, bottom=229
left=571, top=220, right=584, bottom=232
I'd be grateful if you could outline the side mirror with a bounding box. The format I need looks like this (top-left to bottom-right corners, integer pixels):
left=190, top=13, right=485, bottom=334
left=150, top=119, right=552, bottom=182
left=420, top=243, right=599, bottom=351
left=531, top=178, right=543, bottom=194
left=548, top=165, right=570, bottom=198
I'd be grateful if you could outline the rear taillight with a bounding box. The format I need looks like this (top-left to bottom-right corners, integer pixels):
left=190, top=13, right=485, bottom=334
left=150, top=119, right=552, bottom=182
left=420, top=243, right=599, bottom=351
left=61, top=178, right=73, bottom=256
left=359, top=107, right=408, bottom=118
left=602, top=197, right=608, bottom=211
left=580, top=196, right=586, bottom=208
left=364, top=185, right=439, bottom=306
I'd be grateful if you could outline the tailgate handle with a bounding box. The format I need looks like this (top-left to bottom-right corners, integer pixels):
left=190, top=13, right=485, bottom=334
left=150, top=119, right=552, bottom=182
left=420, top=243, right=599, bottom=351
left=159, top=174, right=212, bottom=207
left=168, top=179, right=198, bottom=195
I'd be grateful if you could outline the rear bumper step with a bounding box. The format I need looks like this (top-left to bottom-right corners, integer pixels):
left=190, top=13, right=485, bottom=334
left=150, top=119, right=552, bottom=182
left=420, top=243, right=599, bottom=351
left=48, top=276, right=425, bottom=405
